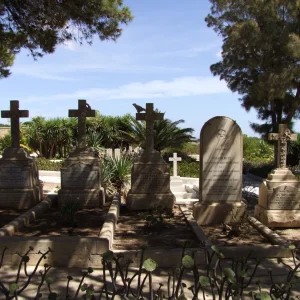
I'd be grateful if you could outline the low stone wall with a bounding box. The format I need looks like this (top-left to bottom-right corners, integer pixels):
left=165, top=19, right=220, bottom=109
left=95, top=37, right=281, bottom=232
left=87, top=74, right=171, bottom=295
left=0, top=198, right=120, bottom=267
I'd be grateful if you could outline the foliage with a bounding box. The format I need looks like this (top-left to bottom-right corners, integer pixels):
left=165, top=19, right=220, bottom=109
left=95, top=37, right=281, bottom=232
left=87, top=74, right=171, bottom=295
left=243, top=135, right=274, bottom=162
left=0, top=134, right=11, bottom=153
left=23, top=117, right=77, bottom=159
left=125, top=114, right=195, bottom=152
left=101, top=155, right=132, bottom=197
left=0, top=0, right=133, bottom=78
left=243, top=160, right=275, bottom=178
left=34, top=158, right=63, bottom=171
left=178, top=142, right=200, bottom=155
left=171, top=161, right=199, bottom=178
left=162, top=151, right=197, bottom=164
left=1, top=245, right=299, bottom=299
left=206, top=0, right=300, bottom=137
left=60, top=200, right=80, bottom=226
left=287, top=135, right=300, bottom=166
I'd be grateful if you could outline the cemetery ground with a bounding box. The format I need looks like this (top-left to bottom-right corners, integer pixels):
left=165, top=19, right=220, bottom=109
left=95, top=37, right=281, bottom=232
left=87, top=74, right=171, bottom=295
left=0, top=177, right=300, bottom=298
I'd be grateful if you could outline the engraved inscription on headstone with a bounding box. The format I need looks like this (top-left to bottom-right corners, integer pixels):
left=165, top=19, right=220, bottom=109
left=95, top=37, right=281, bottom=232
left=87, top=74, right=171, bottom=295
left=0, top=164, right=30, bottom=187
left=268, top=185, right=300, bottom=209
left=61, top=163, right=98, bottom=189
left=200, top=117, right=242, bottom=202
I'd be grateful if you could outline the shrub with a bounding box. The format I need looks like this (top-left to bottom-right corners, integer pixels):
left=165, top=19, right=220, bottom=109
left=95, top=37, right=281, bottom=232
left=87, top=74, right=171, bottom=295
left=171, top=161, right=199, bottom=178
left=34, top=158, right=63, bottom=171
left=243, top=160, right=275, bottom=178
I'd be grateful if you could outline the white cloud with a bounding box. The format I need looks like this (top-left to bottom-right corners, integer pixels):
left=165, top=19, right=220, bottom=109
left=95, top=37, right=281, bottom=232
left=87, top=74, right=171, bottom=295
left=216, top=50, right=222, bottom=58
left=60, top=40, right=78, bottom=52
left=156, top=44, right=220, bottom=58
left=24, top=76, right=229, bottom=103
left=12, top=62, right=184, bottom=81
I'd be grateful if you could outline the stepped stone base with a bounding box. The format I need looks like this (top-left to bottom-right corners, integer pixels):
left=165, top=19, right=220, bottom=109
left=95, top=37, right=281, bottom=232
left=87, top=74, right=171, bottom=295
left=126, top=192, right=175, bottom=212
left=58, top=147, right=105, bottom=209
left=58, top=188, right=105, bottom=209
left=255, top=168, right=300, bottom=227
left=255, top=205, right=300, bottom=228
left=193, top=201, right=247, bottom=225
left=126, top=150, right=175, bottom=211
left=0, top=148, right=42, bottom=209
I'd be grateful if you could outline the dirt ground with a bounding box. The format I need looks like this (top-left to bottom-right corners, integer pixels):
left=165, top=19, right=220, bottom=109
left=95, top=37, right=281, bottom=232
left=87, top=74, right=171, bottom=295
left=113, top=204, right=204, bottom=250
left=13, top=205, right=109, bottom=237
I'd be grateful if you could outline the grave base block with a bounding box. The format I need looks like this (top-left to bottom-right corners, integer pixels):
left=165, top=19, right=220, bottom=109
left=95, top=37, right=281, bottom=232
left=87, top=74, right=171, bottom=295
left=126, top=191, right=175, bottom=212
left=254, top=205, right=300, bottom=228
left=193, top=201, right=247, bottom=225
left=58, top=188, right=105, bottom=209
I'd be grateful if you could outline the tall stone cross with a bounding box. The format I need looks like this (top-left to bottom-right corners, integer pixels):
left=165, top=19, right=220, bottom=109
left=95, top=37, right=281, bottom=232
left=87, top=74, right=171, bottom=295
left=136, top=103, right=164, bottom=152
left=169, top=152, right=182, bottom=177
left=1, top=101, right=29, bottom=148
left=268, top=124, right=297, bottom=168
left=69, top=100, right=95, bottom=148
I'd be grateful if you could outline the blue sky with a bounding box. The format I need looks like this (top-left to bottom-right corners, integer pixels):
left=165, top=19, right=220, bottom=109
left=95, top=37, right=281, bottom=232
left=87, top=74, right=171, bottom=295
left=0, top=0, right=292, bottom=137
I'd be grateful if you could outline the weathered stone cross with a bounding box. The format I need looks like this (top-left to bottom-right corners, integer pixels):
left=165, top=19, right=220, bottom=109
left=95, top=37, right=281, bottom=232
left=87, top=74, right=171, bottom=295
left=136, top=103, right=164, bottom=152
left=268, top=124, right=297, bottom=168
left=169, top=152, right=182, bottom=177
left=69, top=100, right=95, bottom=148
left=1, top=100, right=29, bottom=148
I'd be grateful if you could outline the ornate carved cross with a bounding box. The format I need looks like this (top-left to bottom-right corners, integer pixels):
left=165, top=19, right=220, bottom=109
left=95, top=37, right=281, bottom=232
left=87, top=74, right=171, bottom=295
left=136, top=103, right=164, bottom=152
left=69, top=100, right=95, bottom=148
left=268, top=124, right=297, bottom=168
left=1, top=101, right=29, bottom=148
left=169, top=153, right=182, bottom=177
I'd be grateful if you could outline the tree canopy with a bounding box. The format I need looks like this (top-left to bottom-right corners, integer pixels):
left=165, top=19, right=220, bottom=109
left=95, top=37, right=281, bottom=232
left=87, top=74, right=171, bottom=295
left=206, top=0, right=300, bottom=136
left=0, top=0, right=133, bottom=78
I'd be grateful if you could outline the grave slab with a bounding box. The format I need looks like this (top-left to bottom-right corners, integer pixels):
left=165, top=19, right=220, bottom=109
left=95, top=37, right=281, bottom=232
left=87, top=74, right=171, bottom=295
left=0, top=101, right=42, bottom=209
left=58, top=100, right=105, bottom=208
left=127, top=103, right=175, bottom=211
left=255, top=124, right=300, bottom=227
left=193, top=116, right=246, bottom=225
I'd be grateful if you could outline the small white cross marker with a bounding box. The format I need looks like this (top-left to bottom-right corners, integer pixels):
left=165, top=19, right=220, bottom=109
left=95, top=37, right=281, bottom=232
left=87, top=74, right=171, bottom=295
left=169, top=153, right=182, bottom=177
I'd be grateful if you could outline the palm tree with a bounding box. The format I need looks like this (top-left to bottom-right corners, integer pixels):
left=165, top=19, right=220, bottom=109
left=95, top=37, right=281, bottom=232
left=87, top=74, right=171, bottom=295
left=124, top=115, right=195, bottom=152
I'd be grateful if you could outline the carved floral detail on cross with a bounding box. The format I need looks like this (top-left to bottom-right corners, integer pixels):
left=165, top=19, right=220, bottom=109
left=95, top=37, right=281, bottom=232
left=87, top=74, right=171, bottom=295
left=268, top=124, right=297, bottom=169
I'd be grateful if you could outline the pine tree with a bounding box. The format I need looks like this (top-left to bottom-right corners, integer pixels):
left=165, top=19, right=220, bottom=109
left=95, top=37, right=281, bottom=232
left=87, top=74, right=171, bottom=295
left=206, top=0, right=300, bottom=136
left=0, top=0, right=133, bottom=78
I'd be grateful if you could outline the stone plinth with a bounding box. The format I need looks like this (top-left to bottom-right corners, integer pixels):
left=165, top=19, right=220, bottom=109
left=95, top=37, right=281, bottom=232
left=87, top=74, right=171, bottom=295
left=0, top=148, right=42, bottom=209
left=126, top=151, right=175, bottom=211
left=193, top=202, right=246, bottom=225
left=58, top=147, right=105, bottom=208
left=254, top=168, right=300, bottom=227
left=193, top=116, right=246, bottom=225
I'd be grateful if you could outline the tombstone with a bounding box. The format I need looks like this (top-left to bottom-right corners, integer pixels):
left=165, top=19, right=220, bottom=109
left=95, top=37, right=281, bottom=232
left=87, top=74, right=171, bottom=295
left=193, top=116, right=246, bottom=225
left=127, top=103, right=175, bottom=211
left=255, top=124, right=300, bottom=227
left=58, top=100, right=105, bottom=208
left=0, top=101, right=42, bottom=209
left=105, top=148, right=113, bottom=158
left=114, top=148, right=121, bottom=159
left=169, top=153, right=182, bottom=177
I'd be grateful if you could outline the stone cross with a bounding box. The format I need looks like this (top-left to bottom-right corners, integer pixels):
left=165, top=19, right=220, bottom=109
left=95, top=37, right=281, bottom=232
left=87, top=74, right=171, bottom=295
left=268, top=124, right=297, bottom=168
left=69, top=100, right=96, bottom=148
left=1, top=101, right=29, bottom=148
left=136, top=103, right=164, bottom=152
left=169, top=152, right=182, bottom=177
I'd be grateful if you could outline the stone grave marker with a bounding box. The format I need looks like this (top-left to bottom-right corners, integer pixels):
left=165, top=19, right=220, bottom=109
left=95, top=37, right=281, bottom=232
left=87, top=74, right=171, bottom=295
left=127, top=103, right=175, bottom=211
left=193, top=116, right=246, bottom=225
left=255, top=124, right=300, bottom=227
left=58, top=100, right=105, bottom=208
left=169, top=153, right=182, bottom=177
left=0, top=100, right=42, bottom=209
